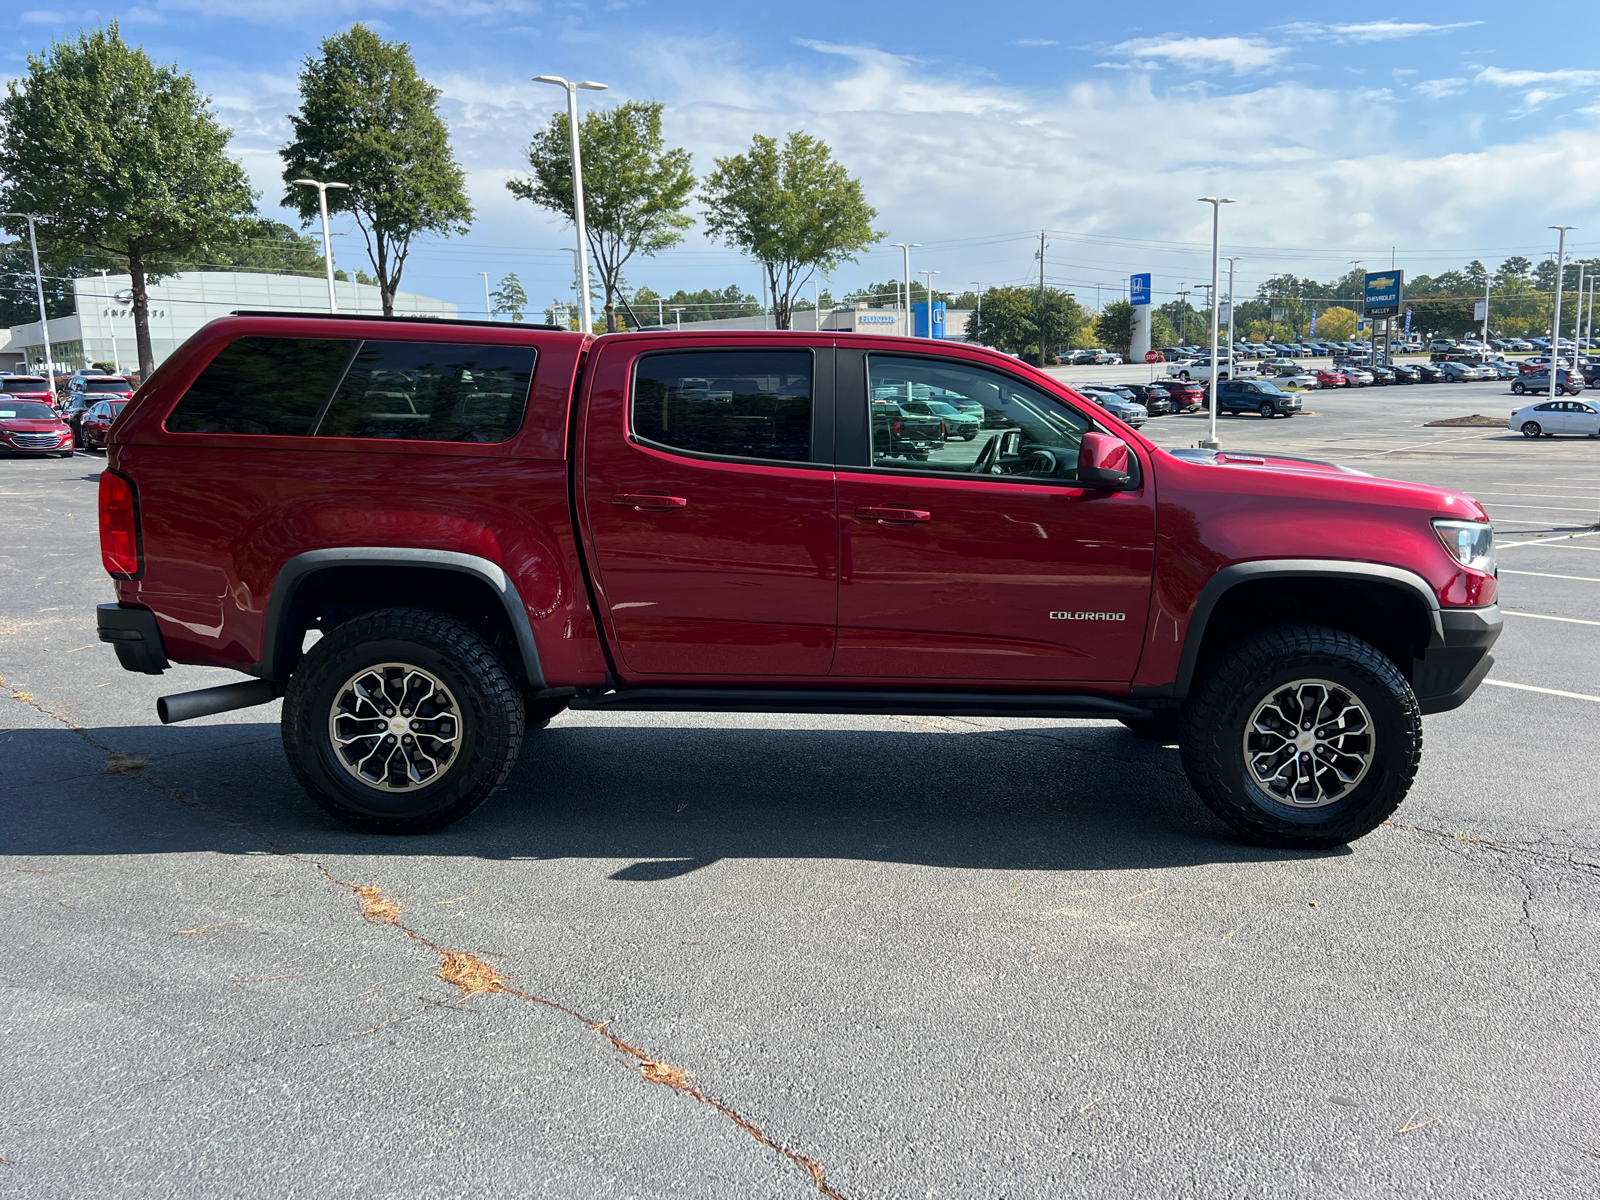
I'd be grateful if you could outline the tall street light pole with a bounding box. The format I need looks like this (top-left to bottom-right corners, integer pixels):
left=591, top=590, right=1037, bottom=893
left=891, top=243, right=919, bottom=337
left=479, top=271, right=493, bottom=320
left=533, top=75, right=608, bottom=335
left=1573, top=263, right=1586, bottom=361
left=292, top=179, right=350, bottom=313
left=1549, top=226, right=1574, bottom=406
left=1197, top=197, right=1235, bottom=451
left=3, top=213, right=56, bottom=388
left=1222, top=256, right=1241, bottom=383
left=971, top=281, right=983, bottom=333
left=919, top=270, right=940, bottom=338
left=97, top=268, right=121, bottom=374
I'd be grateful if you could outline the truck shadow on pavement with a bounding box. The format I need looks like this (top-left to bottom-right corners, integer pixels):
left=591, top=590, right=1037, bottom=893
left=4, top=717, right=1343, bottom=871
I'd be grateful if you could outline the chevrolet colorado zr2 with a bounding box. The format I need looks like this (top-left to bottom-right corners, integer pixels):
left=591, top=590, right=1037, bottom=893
left=95, top=313, right=1502, bottom=849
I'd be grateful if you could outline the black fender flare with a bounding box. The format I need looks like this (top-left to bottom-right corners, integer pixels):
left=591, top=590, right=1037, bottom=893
left=253, top=547, right=546, bottom=689
left=1157, top=560, right=1445, bottom=701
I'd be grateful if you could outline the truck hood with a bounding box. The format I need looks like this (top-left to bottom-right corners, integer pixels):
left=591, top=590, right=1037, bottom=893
left=1158, top=445, right=1490, bottom=520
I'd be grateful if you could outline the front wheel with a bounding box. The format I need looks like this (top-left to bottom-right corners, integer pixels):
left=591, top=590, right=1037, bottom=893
left=1179, top=625, right=1421, bottom=849
left=1259, top=402, right=1274, bottom=419
left=1511, top=382, right=1525, bottom=394
left=282, top=607, right=525, bottom=833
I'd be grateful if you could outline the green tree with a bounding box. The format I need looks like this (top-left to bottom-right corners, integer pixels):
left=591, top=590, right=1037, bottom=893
left=491, top=272, right=528, bottom=323
left=509, top=100, right=693, bottom=333
left=178, top=219, right=323, bottom=276
left=1095, top=300, right=1135, bottom=354
left=967, top=285, right=1083, bottom=365
left=1150, top=310, right=1177, bottom=349
left=702, top=132, right=881, bottom=329
left=0, top=239, right=97, bottom=325
left=1314, top=305, right=1358, bottom=342
left=281, top=24, right=472, bottom=317
left=0, top=23, right=257, bottom=374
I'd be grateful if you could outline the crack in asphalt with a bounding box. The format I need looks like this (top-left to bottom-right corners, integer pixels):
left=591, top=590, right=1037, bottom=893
left=312, top=868, right=850, bottom=1198
left=4, top=678, right=850, bottom=1198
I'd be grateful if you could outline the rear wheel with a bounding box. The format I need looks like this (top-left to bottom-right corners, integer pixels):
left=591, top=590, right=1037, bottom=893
left=1179, top=625, right=1421, bottom=849
left=1511, top=382, right=1525, bottom=395
left=1522, top=422, right=1541, bottom=438
left=282, top=607, right=524, bottom=834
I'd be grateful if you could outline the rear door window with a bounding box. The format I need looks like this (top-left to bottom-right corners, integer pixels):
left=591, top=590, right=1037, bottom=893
left=631, top=350, right=815, bottom=463
left=166, top=336, right=535, bottom=443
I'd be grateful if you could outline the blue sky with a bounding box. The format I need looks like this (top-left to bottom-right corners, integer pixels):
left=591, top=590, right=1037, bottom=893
left=11, top=2, right=1600, bottom=315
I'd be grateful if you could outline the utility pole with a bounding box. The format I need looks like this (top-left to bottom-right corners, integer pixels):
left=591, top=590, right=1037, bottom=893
left=971, top=281, right=983, bottom=334
left=479, top=271, right=492, bottom=320
left=1481, top=272, right=1491, bottom=344
left=1177, top=288, right=1191, bottom=344
left=813, top=279, right=821, bottom=332
left=1573, top=264, right=1586, bottom=360
left=657, top=296, right=664, bottom=329
left=1037, top=230, right=1048, bottom=365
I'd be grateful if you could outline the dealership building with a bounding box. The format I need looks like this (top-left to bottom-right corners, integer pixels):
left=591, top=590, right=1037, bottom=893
left=6, top=271, right=455, bottom=375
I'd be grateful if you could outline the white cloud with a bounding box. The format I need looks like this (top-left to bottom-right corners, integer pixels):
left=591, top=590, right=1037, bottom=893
left=195, top=35, right=1600, bottom=309
left=1102, top=35, right=1287, bottom=75
left=1284, top=21, right=1483, bottom=43
left=1015, top=39, right=1057, bottom=48
left=1475, top=66, right=1600, bottom=112
left=1415, top=78, right=1468, bottom=100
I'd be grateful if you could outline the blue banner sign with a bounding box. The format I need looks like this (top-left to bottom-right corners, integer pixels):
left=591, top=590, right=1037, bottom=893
left=1364, top=270, right=1403, bottom=318
left=1130, top=273, right=1152, bottom=306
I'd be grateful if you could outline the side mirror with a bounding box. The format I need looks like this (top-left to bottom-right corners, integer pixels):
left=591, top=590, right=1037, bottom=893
left=1079, top=431, right=1136, bottom=490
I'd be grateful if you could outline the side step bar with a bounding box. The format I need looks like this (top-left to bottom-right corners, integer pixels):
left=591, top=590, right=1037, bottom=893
left=568, top=688, right=1152, bottom=721
left=158, top=680, right=283, bottom=725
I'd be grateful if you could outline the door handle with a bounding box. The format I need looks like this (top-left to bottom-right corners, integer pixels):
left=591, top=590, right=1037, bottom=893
left=853, top=506, right=931, bottom=525
left=613, top=493, right=688, bottom=511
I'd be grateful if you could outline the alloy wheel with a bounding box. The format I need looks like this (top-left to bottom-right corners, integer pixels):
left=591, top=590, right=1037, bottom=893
left=1242, top=678, right=1375, bottom=808
left=327, top=663, right=461, bottom=792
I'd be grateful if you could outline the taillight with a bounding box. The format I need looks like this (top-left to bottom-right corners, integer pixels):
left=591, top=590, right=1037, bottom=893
left=99, top=470, right=141, bottom=578
left=893, top=420, right=902, bottom=435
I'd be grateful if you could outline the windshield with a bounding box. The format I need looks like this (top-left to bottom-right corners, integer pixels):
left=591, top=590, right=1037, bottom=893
left=921, top=401, right=961, bottom=416
left=1, top=378, right=50, bottom=393
left=0, top=403, right=57, bottom=420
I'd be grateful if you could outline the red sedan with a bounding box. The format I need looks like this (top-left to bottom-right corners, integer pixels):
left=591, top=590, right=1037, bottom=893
left=1313, top=369, right=1348, bottom=388
left=79, top=399, right=129, bottom=451
left=0, top=400, right=75, bottom=457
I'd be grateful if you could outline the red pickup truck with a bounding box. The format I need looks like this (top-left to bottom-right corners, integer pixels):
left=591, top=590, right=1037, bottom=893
left=95, top=312, right=1501, bottom=849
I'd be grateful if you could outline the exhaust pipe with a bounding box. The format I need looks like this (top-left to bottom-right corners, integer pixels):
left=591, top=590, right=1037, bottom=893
left=157, top=680, right=283, bottom=725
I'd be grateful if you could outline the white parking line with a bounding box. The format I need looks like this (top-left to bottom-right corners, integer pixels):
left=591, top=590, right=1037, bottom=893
left=1483, top=680, right=1600, bottom=703
left=1500, top=569, right=1600, bottom=583
left=1498, top=530, right=1600, bottom=548
left=1484, top=503, right=1600, bottom=512
left=1501, top=610, right=1600, bottom=626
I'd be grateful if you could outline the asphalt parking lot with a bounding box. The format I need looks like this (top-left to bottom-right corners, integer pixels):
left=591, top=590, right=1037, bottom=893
left=4, top=388, right=1598, bottom=1198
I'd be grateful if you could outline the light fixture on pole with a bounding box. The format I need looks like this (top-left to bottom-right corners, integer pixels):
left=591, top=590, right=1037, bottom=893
left=919, top=270, right=940, bottom=338
left=292, top=180, right=350, bottom=313
left=96, top=268, right=121, bottom=374
left=478, top=271, right=492, bottom=320
left=1221, top=256, right=1241, bottom=384
left=1549, top=226, right=1574, bottom=406
left=2, top=213, right=57, bottom=389
left=891, top=243, right=920, bottom=337
left=532, top=75, right=608, bottom=335
left=1197, top=197, right=1235, bottom=451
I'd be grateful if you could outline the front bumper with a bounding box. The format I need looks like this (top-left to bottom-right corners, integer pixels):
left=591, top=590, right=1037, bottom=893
left=97, top=603, right=170, bottom=675
left=1413, top=605, right=1501, bottom=715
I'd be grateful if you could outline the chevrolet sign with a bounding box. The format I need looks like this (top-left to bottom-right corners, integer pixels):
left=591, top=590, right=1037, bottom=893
left=1364, top=270, right=1403, bottom=318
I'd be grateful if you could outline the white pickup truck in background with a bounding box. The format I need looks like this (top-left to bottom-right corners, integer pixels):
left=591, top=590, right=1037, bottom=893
left=1165, top=357, right=1258, bottom=383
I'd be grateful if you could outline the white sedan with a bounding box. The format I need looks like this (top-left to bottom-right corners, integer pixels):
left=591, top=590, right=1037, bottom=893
left=1510, top=398, right=1600, bottom=438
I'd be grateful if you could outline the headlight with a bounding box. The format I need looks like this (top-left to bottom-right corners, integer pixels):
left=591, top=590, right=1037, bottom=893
left=1433, top=519, right=1495, bottom=574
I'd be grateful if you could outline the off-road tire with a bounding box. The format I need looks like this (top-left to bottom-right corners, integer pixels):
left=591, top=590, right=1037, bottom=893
left=1179, top=624, right=1421, bottom=849
left=282, top=607, right=524, bottom=834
